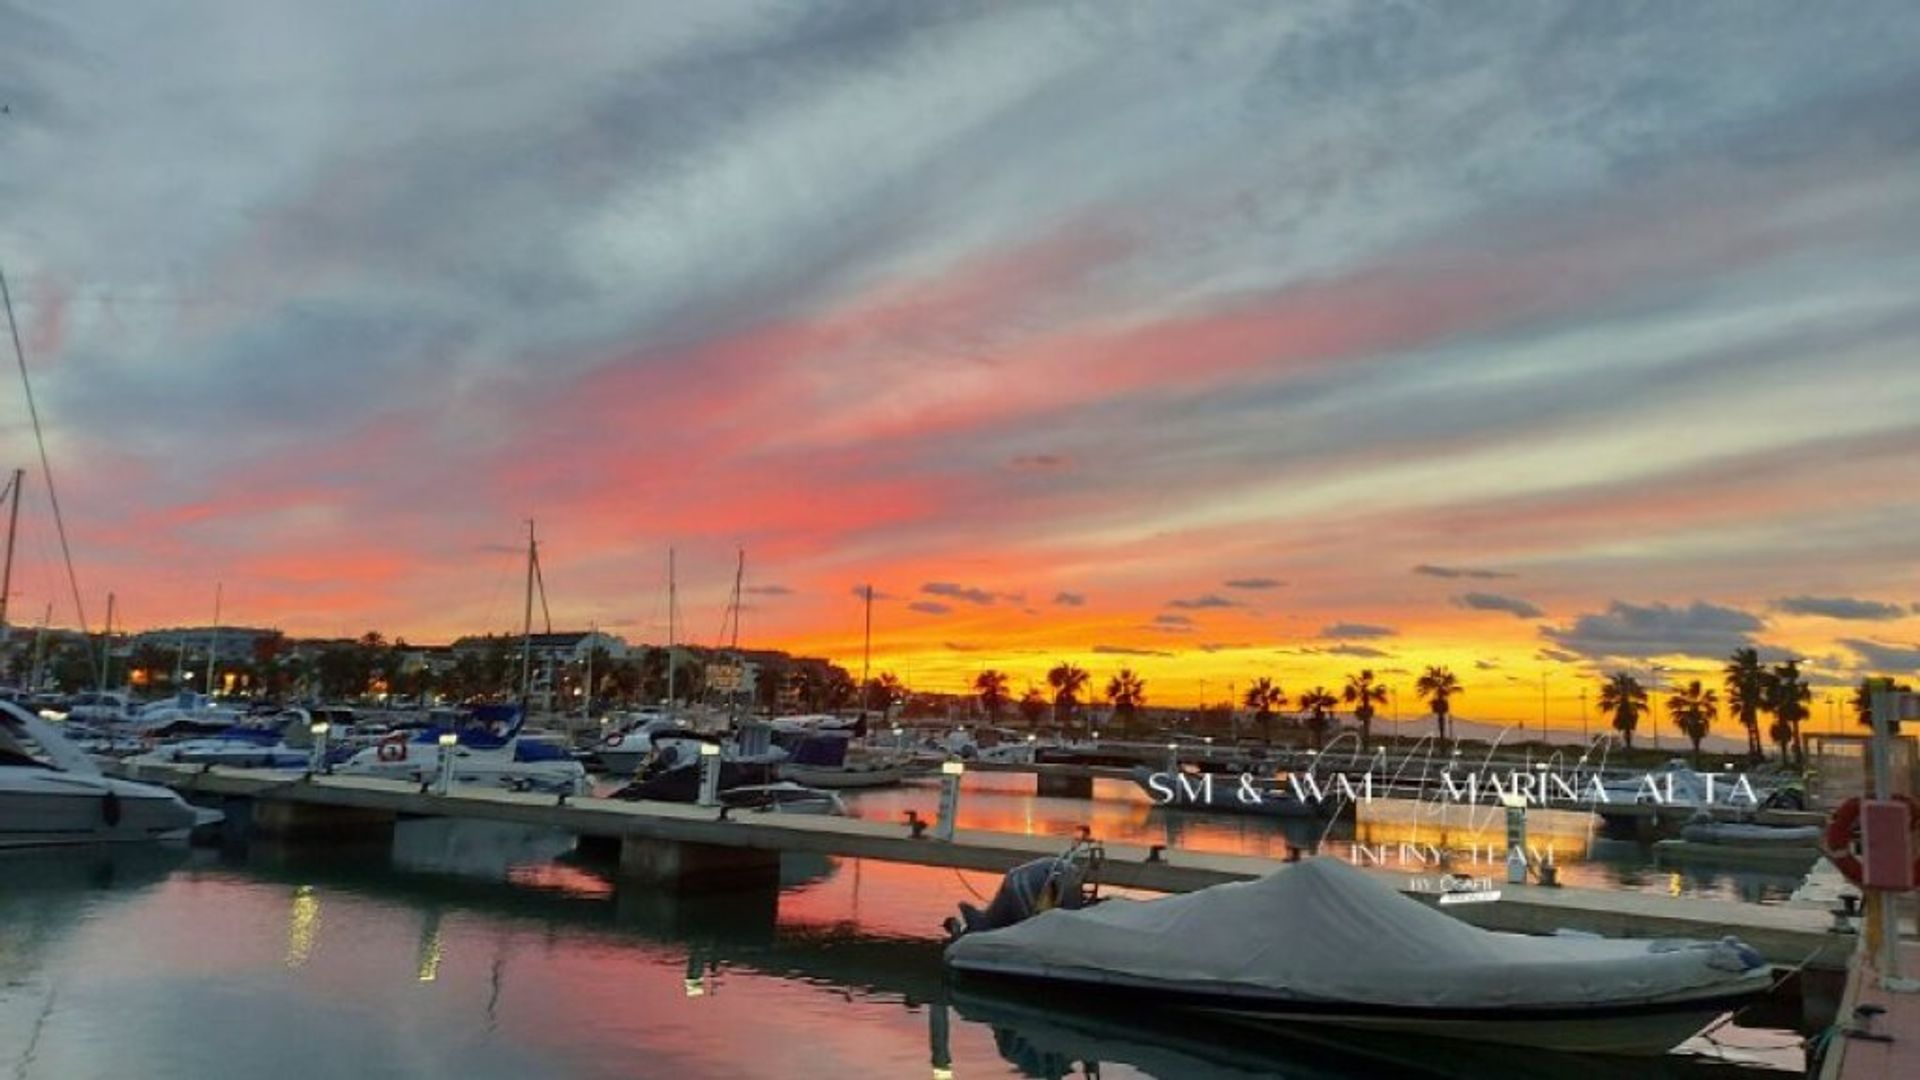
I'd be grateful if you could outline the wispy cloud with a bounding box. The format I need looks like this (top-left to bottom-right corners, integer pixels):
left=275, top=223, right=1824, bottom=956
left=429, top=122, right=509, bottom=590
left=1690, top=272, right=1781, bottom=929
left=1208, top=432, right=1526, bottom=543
left=1224, top=577, right=1283, bottom=590
left=1774, top=596, right=1907, bottom=621
left=907, top=600, right=952, bottom=616
left=1541, top=601, right=1765, bottom=661
left=1413, top=564, right=1513, bottom=580
left=1319, top=622, right=1396, bottom=640
left=1454, top=592, right=1543, bottom=619
left=1167, top=593, right=1237, bottom=610
left=1093, top=644, right=1172, bottom=657
left=1839, top=639, right=1920, bottom=672
left=921, top=582, right=999, bottom=606
left=1053, top=591, right=1086, bottom=606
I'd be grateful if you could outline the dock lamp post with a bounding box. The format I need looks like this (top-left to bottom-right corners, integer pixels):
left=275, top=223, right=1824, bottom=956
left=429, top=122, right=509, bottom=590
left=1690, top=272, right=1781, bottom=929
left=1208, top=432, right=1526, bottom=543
left=697, top=742, right=722, bottom=807
left=1502, top=792, right=1529, bottom=885
left=307, top=719, right=330, bottom=777
left=936, top=760, right=964, bottom=841
left=434, top=732, right=458, bottom=796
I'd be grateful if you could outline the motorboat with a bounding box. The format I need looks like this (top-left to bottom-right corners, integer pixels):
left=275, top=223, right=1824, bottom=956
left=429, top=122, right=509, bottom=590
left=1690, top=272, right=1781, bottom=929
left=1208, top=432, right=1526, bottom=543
left=1596, top=759, right=1769, bottom=810
left=63, top=690, right=140, bottom=726
left=129, top=708, right=349, bottom=771
left=1677, top=816, right=1822, bottom=848
left=590, top=710, right=682, bottom=775
left=718, top=782, right=847, bottom=816
left=610, top=727, right=843, bottom=813
left=776, top=731, right=904, bottom=790
left=1131, top=765, right=1338, bottom=818
left=122, top=691, right=248, bottom=738
left=0, top=700, right=223, bottom=848
left=944, top=855, right=1770, bottom=1056
left=334, top=703, right=590, bottom=796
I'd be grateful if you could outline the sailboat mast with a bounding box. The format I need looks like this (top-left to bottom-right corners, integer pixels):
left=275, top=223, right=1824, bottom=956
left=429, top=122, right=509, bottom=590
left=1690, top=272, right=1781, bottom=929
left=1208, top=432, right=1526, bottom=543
left=519, top=520, right=535, bottom=709
left=205, top=582, right=221, bottom=693
left=98, top=591, right=115, bottom=690
left=861, top=584, right=872, bottom=722
left=664, top=548, right=676, bottom=711
left=727, top=548, right=743, bottom=723
left=582, top=621, right=594, bottom=721
left=0, top=467, right=21, bottom=640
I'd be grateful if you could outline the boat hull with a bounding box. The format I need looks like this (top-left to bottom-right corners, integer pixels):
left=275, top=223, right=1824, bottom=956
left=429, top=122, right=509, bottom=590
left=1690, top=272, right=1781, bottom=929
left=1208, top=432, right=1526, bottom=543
left=947, top=966, right=1765, bottom=1056
left=778, top=763, right=903, bottom=789
left=0, top=774, right=213, bottom=849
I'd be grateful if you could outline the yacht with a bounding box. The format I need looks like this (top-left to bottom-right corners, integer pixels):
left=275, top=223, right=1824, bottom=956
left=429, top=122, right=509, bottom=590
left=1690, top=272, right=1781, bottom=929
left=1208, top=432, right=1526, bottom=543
left=944, top=855, right=1771, bottom=1056
left=130, top=709, right=332, bottom=771
left=0, top=700, right=223, bottom=848
left=333, top=703, right=590, bottom=796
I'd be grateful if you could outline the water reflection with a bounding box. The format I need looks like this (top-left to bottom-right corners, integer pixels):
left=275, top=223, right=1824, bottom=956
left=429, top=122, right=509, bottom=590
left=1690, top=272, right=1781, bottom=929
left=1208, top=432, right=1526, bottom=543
left=0, top=821, right=1803, bottom=1079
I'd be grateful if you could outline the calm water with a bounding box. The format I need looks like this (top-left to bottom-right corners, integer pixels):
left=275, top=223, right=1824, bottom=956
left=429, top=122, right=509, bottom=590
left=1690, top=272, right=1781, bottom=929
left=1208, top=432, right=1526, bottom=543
left=0, top=775, right=1809, bottom=1079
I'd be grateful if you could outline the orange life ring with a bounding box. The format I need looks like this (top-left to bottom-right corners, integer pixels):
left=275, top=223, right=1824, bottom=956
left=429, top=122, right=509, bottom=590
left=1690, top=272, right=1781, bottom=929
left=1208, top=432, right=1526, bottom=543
left=1822, top=794, right=1920, bottom=886
left=377, top=734, right=408, bottom=763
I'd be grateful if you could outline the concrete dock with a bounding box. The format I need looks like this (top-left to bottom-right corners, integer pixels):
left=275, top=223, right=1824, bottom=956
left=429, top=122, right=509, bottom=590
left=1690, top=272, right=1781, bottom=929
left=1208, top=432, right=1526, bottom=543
left=118, top=761, right=1854, bottom=971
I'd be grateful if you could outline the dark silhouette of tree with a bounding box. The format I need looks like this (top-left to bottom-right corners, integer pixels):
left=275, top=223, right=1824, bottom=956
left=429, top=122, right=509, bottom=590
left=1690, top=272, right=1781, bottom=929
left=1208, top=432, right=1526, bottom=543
left=1723, top=647, right=1766, bottom=761
left=1763, top=660, right=1810, bottom=766
left=1598, top=671, right=1647, bottom=749
left=1666, top=679, right=1717, bottom=764
left=1853, top=676, right=1915, bottom=729
left=1297, top=686, right=1338, bottom=749
left=1106, top=669, right=1146, bottom=736
left=974, top=670, right=1010, bottom=723
left=1047, top=662, right=1090, bottom=734
left=1342, top=669, right=1389, bottom=746
left=1017, top=687, right=1049, bottom=728
left=1243, top=678, right=1286, bottom=744
left=1415, top=666, right=1461, bottom=741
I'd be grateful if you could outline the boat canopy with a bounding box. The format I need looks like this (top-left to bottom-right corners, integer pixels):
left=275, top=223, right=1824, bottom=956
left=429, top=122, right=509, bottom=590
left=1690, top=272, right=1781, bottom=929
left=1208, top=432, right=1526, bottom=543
left=946, top=857, right=1765, bottom=1010
left=410, top=703, right=523, bottom=749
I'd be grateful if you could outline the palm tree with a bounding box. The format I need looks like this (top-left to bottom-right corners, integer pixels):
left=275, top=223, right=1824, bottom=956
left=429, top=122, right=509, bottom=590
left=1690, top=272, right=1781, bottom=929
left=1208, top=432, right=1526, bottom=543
left=1243, top=678, right=1286, bottom=744
left=1297, top=686, right=1338, bottom=749
left=1414, top=666, right=1461, bottom=740
left=1853, top=677, right=1914, bottom=729
left=1017, top=687, right=1048, bottom=727
left=1724, top=647, right=1766, bottom=761
left=1106, top=669, right=1146, bottom=736
left=1047, top=662, right=1091, bottom=735
left=1763, top=661, right=1811, bottom=766
left=974, top=669, right=1010, bottom=724
left=1666, top=680, right=1718, bottom=764
left=1341, top=670, right=1389, bottom=746
left=1598, top=671, right=1647, bottom=748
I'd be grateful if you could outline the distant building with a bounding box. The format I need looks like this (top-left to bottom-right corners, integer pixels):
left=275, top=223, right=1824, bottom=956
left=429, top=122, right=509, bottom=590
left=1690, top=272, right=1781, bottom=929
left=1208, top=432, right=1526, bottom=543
left=130, top=626, right=284, bottom=665
left=450, top=630, right=629, bottom=664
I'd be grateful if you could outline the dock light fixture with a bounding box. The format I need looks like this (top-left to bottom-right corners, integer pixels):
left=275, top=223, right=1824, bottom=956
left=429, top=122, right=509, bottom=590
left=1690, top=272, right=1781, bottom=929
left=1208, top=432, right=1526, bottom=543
left=697, top=741, right=722, bottom=807
left=434, top=732, right=458, bottom=796
left=307, top=720, right=331, bottom=777
left=936, top=760, right=964, bottom=841
left=1501, top=792, right=1528, bottom=884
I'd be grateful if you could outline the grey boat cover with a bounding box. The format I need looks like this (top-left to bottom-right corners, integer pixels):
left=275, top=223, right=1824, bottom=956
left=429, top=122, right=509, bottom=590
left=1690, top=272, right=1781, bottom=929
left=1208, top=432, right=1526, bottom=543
left=945, top=857, right=1767, bottom=1009
left=1679, top=821, right=1822, bottom=846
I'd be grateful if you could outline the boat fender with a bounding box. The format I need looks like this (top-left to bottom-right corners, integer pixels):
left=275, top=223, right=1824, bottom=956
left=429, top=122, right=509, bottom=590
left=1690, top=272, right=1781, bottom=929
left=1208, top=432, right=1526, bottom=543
left=377, top=734, right=408, bottom=763
left=102, top=790, right=122, bottom=826
left=1822, top=794, right=1920, bottom=886
left=606, top=732, right=624, bottom=747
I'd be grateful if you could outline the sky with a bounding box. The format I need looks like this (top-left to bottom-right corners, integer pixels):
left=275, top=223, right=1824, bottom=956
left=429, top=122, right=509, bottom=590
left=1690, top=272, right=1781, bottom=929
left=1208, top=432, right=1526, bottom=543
left=1, top=1, right=1917, bottom=727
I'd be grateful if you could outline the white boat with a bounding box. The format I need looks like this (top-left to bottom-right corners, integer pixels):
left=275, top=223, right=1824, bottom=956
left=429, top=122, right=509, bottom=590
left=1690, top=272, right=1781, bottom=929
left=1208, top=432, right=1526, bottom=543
left=1596, top=759, right=1768, bottom=810
left=123, top=691, right=247, bottom=736
left=776, top=729, right=905, bottom=789
left=334, top=704, right=591, bottom=796
left=1677, top=818, right=1822, bottom=848
left=592, top=710, right=682, bottom=775
left=63, top=690, right=139, bottom=726
left=129, top=709, right=322, bottom=770
left=944, top=856, right=1770, bottom=1056
left=1, top=700, right=223, bottom=848
left=719, top=781, right=847, bottom=815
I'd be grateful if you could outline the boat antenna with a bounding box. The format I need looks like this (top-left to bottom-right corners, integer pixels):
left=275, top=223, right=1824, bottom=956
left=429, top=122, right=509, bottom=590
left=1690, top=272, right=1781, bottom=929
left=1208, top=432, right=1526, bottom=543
left=1, top=266, right=93, bottom=684
left=727, top=548, right=743, bottom=724
left=205, top=581, right=222, bottom=693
